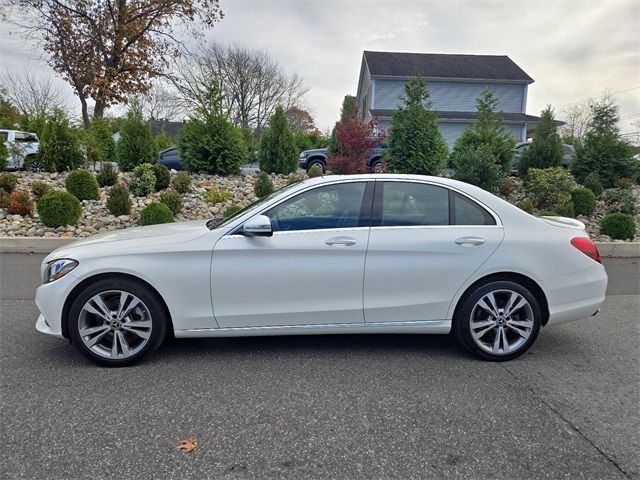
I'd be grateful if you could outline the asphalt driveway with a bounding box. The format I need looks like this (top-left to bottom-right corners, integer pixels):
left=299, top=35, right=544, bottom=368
left=0, top=253, right=638, bottom=479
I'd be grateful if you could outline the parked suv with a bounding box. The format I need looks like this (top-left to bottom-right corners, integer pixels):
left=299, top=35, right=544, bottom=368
left=1, top=129, right=41, bottom=171
left=511, top=141, right=575, bottom=175
left=299, top=143, right=387, bottom=173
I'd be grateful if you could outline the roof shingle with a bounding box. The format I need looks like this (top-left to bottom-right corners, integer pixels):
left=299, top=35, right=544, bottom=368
left=364, top=51, right=534, bottom=83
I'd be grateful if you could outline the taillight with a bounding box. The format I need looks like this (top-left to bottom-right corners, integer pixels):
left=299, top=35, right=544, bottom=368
left=571, top=237, right=601, bottom=263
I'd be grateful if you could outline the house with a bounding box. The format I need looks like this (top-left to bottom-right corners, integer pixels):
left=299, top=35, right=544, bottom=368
left=355, top=51, right=541, bottom=147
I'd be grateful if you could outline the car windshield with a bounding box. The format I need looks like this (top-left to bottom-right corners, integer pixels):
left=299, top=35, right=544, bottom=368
left=206, top=182, right=302, bottom=230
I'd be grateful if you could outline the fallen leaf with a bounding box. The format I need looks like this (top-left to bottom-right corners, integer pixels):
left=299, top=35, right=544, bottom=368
left=177, top=438, right=198, bottom=453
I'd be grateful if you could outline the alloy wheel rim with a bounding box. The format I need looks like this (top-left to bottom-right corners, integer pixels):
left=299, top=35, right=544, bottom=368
left=469, top=289, right=534, bottom=355
left=78, top=290, right=152, bottom=359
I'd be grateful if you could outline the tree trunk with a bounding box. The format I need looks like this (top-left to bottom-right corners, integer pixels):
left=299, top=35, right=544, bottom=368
left=79, top=95, right=90, bottom=129
left=93, top=101, right=106, bottom=119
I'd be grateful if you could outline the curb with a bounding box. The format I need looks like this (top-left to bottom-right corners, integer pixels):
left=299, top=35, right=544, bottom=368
left=1, top=237, right=639, bottom=257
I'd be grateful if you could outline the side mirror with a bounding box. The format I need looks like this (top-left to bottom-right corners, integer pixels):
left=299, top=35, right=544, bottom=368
left=242, top=215, right=273, bottom=237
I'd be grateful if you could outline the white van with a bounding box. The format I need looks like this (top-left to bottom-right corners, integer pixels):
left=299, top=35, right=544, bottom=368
left=1, top=129, right=41, bottom=170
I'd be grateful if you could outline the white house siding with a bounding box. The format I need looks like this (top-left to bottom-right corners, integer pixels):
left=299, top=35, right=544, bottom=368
left=374, top=80, right=526, bottom=113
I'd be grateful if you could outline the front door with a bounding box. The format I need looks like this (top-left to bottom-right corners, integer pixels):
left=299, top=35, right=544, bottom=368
left=212, top=181, right=373, bottom=328
left=364, top=180, right=504, bottom=323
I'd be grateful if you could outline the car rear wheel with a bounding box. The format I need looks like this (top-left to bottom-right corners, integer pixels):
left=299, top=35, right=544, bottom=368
left=68, top=278, right=168, bottom=367
left=453, top=280, right=541, bottom=361
left=371, top=159, right=385, bottom=173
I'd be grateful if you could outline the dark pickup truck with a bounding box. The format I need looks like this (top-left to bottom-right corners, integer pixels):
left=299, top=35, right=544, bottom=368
left=299, top=144, right=387, bottom=173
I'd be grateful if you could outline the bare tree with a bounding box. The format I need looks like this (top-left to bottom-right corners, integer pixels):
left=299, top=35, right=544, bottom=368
left=285, top=106, right=316, bottom=133
left=130, top=82, right=185, bottom=121
left=173, top=42, right=308, bottom=133
left=558, top=101, right=593, bottom=144
left=0, top=68, right=66, bottom=121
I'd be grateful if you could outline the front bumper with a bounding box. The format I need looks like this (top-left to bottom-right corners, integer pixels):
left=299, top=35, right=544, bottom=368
left=34, top=272, right=78, bottom=337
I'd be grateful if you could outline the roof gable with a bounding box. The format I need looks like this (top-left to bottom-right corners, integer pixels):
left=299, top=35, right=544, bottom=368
left=363, top=51, right=533, bottom=83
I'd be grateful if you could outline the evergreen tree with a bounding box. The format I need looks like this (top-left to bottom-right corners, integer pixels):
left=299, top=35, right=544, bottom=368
left=85, top=117, right=116, bottom=165
left=518, top=106, right=564, bottom=177
left=571, top=98, right=636, bottom=187
left=37, top=109, right=84, bottom=172
left=451, top=88, right=516, bottom=174
left=327, top=95, right=358, bottom=158
left=177, top=80, right=247, bottom=176
left=259, top=106, right=298, bottom=174
left=386, top=77, right=448, bottom=175
left=116, top=100, right=158, bottom=171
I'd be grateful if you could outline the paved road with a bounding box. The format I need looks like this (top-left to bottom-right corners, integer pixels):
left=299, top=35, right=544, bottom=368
left=1, top=253, right=638, bottom=480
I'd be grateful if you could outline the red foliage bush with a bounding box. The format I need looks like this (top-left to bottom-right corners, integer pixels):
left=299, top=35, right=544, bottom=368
left=327, top=116, right=385, bottom=174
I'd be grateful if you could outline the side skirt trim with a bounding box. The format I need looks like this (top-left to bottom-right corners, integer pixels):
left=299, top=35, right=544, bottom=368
left=174, top=320, right=451, bottom=338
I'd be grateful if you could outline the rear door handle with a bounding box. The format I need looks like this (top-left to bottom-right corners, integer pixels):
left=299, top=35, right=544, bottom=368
left=325, top=236, right=357, bottom=247
left=455, top=236, right=485, bottom=247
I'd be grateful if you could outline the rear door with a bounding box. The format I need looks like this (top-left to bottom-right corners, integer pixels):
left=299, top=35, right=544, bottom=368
left=363, top=180, right=504, bottom=323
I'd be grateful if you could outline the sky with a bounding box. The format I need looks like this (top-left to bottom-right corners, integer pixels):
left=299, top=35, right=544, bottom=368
left=0, top=0, right=638, bottom=135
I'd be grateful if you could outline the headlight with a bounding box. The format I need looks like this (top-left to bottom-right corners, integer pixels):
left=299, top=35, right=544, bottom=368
left=44, top=259, right=78, bottom=283
left=299, top=152, right=308, bottom=159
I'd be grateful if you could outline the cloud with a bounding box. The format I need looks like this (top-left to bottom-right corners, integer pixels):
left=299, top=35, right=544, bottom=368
left=0, top=0, right=637, bottom=133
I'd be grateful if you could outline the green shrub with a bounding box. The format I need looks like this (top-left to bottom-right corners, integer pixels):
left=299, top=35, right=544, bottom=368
left=116, top=102, right=158, bottom=171
left=386, top=77, right=449, bottom=175
left=159, top=189, right=183, bottom=214
left=37, top=110, right=84, bottom=172
left=223, top=205, right=243, bottom=218
left=517, top=106, right=563, bottom=177
left=177, top=82, right=247, bottom=175
left=451, top=88, right=515, bottom=175
left=0, top=141, right=7, bottom=171
left=258, top=106, right=298, bottom=174
left=582, top=172, right=603, bottom=197
left=106, top=183, right=132, bottom=216
left=499, top=176, right=517, bottom=198
left=600, top=213, right=636, bottom=240
left=8, top=190, right=34, bottom=215
left=205, top=185, right=231, bottom=203
left=155, top=131, right=173, bottom=151
left=517, top=198, right=535, bottom=214
left=452, top=145, right=505, bottom=193
left=65, top=169, right=100, bottom=201
left=85, top=117, right=116, bottom=165
left=603, top=188, right=637, bottom=215
left=152, top=163, right=171, bottom=191
left=0, top=173, right=18, bottom=193
left=139, top=202, right=174, bottom=226
left=555, top=195, right=575, bottom=218
left=524, top=167, right=575, bottom=211
left=37, top=190, right=82, bottom=227
left=129, top=164, right=157, bottom=197
left=171, top=171, right=191, bottom=194
left=0, top=189, right=9, bottom=210
left=96, top=162, right=118, bottom=187
left=308, top=164, right=323, bottom=178
left=615, top=177, right=634, bottom=189
left=254, top=172, right=274, bottom=198
left=571, top=187, right=596, bottom=216
left=31, top=181, right=51, bottom=201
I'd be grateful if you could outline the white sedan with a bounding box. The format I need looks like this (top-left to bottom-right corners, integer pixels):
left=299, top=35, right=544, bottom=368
left=35, top=174, right=607, bottom=366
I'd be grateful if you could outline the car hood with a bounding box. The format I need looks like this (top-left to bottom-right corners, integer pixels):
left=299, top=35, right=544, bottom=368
left=44, top=220, right=213, bottom=262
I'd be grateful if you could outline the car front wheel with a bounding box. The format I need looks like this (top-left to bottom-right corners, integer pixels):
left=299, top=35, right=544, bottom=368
left=454, top=280, right=541, bottom=361
left=68, top=278, right=168, bottom=367
left=306, top=160, right=325, bottom=173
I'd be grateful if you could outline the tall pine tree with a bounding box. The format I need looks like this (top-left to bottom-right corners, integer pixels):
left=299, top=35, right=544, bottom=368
left=571, top=98, right=636, bottom=187
left=518, top=106, right=564, bottom=177
left=386, top=77, right=448, bottom=175
left=116, top=100, right=158, bottom=171
left=259, top=106, right=298, bottom=174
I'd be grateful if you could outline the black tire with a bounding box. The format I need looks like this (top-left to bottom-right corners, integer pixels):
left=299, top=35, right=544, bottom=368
left=68, top=278, right=169, bottom=367
left=453, top=280, right=541, bottom=361
left=370, top=159, right=384, bottom=173
left=306, top=159, right=325, bottom=173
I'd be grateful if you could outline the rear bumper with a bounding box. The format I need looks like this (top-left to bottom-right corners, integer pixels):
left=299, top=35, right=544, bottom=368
left=543, top=262, right=608, bottom=326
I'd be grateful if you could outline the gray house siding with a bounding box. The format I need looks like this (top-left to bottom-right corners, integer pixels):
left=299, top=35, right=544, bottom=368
left=374, top=80, right=526, bottom=113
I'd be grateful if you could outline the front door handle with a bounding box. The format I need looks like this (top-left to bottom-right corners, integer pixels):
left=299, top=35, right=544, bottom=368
left=325, top=236, right=357, bottom=247
left=455, top=236, right=485, bottom=247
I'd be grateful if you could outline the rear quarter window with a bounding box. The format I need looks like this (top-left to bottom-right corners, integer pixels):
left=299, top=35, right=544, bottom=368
left=452, top=192, right=496, bottom=226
